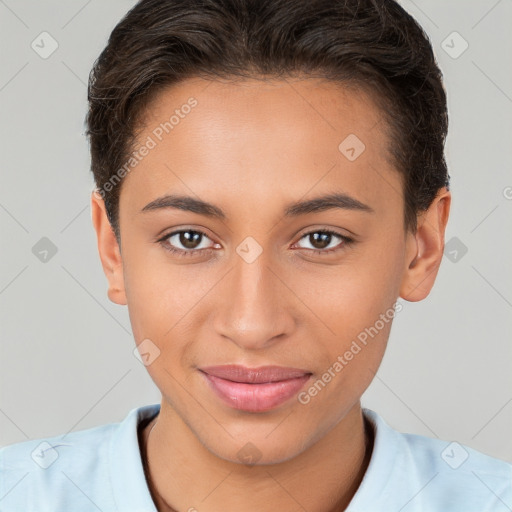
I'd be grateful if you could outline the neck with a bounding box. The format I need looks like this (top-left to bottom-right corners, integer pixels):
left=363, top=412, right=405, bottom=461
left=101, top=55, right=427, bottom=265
left=141, top=401, right=372, bottom=512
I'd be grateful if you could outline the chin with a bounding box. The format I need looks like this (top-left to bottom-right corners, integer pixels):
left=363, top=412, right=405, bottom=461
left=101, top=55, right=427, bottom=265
left=193, top=416, right=326, bottom=467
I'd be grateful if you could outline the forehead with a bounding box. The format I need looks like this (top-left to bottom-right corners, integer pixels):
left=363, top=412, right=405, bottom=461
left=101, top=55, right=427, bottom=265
left=121, top=77, right=402, bottom=221
left=141, top=77, right=388, bottom=151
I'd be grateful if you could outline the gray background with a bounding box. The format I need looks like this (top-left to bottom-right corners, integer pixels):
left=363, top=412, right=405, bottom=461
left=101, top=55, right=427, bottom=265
left=1, top=0, right=511, bottom=463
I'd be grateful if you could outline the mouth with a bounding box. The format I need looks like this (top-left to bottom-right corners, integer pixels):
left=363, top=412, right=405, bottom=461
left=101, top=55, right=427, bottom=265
left=199, top=365, right=312, bottom=413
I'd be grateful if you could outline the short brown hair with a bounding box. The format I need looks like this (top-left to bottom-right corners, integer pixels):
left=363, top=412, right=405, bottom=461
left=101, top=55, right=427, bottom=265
left=86, top=0, right=449, bottom=241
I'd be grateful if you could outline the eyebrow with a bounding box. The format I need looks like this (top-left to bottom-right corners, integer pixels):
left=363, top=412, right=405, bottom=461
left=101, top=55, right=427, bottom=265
left=140, top=192, right=374, bottom=219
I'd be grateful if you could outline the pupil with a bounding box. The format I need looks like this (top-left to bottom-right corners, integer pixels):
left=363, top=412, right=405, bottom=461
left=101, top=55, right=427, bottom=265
left=180, top=231, right=201, bottom=249
left=310, top=232, right=331, bottom=249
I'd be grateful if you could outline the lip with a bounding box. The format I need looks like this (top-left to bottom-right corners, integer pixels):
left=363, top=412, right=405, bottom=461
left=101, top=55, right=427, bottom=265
left=199, top=365, right=312, bottom=412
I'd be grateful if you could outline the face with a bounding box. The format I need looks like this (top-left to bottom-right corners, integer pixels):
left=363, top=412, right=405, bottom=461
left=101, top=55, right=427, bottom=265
left=92, top=77, right=447, bottom=464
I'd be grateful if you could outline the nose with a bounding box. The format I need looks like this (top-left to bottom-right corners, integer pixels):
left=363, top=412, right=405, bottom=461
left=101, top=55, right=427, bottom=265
left=212, top=250, right=296, bottom=351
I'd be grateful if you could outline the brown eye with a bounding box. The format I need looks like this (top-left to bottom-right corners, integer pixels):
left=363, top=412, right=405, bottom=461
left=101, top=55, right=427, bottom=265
left=308, top=232, right=332, bottom=249
left=178, top=230, right=203, bottom=249
left=164, top=230, right=216, bottom=252
left=295, top=230, right=352, bottom=253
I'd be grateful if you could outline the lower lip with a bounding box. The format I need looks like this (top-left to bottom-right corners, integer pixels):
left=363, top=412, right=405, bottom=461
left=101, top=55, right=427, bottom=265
left=201, top=373, right=311, bottom=412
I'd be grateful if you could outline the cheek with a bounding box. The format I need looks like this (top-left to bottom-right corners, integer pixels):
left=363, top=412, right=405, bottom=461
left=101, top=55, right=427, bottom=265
left=296, top=289, right=397, bottom=427
left=122, top=248, right=224, bottom=398
left=122, top=242, right=213, bottom=340
left=295, top=238, right=404, bottom=394
left=123, top=259, right=201, bottom=396
left=299, top=246, right=403, bottom=341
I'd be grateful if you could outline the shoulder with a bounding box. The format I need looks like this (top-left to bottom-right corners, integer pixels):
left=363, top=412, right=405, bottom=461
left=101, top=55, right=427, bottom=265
left=0, top=404, right=159, bottom=512
left=0, top=420, right=116, bottom=469
left=0, top=421, right=117, bottom=512
left=401, top=427, right=512, bottom=504
left=401, top=426, right=511, bottom=477
left=351, top=409, right=512, bottom=511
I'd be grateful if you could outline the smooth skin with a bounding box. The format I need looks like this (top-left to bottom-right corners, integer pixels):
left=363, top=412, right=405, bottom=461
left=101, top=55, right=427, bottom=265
left=91, top=77, right=450, bottom=512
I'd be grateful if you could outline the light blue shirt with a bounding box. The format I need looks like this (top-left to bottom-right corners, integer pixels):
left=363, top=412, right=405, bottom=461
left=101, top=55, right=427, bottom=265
left=1, top=403, right=511, bottom=511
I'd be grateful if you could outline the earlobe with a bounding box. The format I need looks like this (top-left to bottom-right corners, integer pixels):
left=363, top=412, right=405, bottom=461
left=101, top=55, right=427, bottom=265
left=399, top=188, right=451, bottom=302
left=90, top=190, right=127, bottom=306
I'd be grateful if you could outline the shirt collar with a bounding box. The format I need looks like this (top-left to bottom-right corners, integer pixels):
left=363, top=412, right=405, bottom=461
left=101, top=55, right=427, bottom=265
left=109, top=403, right=161, bottom=512
left=108, top=404, right=394, bottom=511
left=345, top=408, right=399, bottom=510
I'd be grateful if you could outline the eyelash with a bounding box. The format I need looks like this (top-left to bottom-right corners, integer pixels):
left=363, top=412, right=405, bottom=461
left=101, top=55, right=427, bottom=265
left=157, top=229, right=354, bottom=258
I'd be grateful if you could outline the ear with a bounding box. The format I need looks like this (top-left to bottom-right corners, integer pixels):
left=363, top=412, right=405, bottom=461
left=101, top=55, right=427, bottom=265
left=90, top=190, right=127, bottom=305
left=399, top=187, right=451, bottom=302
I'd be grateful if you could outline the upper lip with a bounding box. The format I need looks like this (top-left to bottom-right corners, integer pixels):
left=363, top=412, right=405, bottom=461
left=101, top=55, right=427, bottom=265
left=199, top=365, right=312, bottom=384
